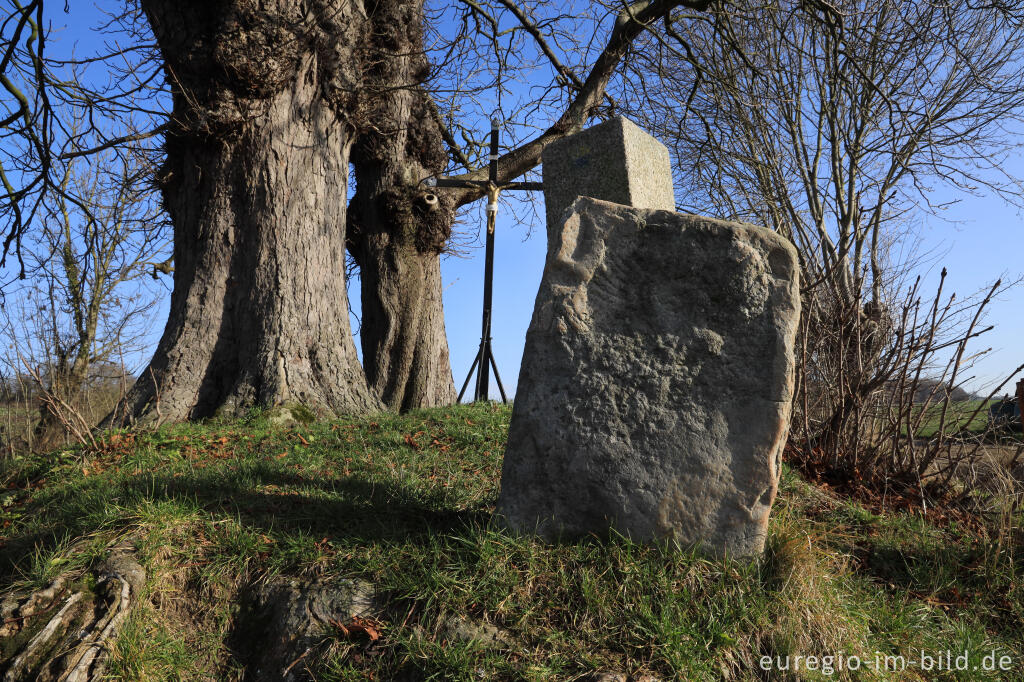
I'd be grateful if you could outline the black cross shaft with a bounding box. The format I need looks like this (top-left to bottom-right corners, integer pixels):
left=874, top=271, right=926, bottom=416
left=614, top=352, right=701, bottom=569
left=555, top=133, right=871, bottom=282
left=431, top=120, right=542, bottom=403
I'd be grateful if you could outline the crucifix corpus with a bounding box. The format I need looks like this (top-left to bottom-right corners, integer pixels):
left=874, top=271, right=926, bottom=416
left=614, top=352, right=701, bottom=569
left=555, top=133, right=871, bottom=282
left=424, top=117, right=543, bottom=403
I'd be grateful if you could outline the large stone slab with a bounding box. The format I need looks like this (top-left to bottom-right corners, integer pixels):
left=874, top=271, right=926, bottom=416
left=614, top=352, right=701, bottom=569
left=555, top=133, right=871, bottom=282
left=497, top=198, right=800, bottom=557
left=542, top=117, right=675, bottom=236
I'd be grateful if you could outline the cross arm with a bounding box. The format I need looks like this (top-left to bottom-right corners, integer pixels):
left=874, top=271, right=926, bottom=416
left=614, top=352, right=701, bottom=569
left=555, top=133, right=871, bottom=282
left=430, top=179, right=543, bottom=192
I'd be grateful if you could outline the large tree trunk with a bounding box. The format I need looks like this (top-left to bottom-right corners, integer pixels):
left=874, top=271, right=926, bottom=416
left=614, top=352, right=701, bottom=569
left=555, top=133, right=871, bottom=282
left=351, top=225, right=456, bottom=411
left=348, top=0, right=457, bottom=411
left=110, top=1, right=379, bottom=425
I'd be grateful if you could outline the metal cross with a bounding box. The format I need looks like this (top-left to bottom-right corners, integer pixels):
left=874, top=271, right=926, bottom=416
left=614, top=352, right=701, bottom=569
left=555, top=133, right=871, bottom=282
left=425, top=118, right=543, bottom=403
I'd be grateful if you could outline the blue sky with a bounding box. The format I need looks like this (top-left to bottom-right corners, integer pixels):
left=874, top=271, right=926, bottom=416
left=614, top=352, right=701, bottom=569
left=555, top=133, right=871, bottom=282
left=917, top=191, right=1024, bottom=395
left=33, top=2, right=1024, bottom=400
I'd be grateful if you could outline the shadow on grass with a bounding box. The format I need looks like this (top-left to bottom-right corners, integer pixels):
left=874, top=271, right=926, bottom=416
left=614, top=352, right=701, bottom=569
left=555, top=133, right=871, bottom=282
left=1, top=465, right=492, bottom=581
left=849, top=539, right=1024, bottom=637
left=851, top=540, right=985, bottom=592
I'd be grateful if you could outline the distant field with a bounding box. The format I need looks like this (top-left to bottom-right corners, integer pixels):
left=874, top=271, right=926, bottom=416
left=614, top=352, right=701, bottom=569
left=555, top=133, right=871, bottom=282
left=1, top=392, right=121, bottom=456
left=912, top=399, right=1017, bottom=439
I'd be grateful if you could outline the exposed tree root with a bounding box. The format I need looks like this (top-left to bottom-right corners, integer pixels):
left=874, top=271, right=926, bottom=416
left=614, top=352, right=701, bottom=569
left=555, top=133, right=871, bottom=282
left=229, top=577, right=379, bottom=681
left=0, top=575, right=70, bottom=639
left=0, top=539, right=145, bottom=681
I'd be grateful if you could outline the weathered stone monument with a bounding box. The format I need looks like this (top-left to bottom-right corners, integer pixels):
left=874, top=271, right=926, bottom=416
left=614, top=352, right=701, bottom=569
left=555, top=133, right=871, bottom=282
left=541, top=116, right=676, bottom=235
left=496, top=118, right=800, bottom=557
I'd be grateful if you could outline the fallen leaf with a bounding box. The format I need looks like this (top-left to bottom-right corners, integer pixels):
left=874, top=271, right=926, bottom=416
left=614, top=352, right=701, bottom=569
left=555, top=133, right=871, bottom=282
left=330, top=616, right=382, bottom=642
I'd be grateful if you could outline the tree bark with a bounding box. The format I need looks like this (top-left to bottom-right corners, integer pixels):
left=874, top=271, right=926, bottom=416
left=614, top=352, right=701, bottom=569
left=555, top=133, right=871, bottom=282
left=348, top=0, right=457, bottom=411
left=350, top=221, right=457, bottom=411
left=109, top=1, right=380, bottom=425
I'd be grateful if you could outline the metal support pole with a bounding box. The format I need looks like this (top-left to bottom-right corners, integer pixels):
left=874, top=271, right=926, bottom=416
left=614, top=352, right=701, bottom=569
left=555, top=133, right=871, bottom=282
left=475, top=199, right=497, bottom=401
left=488, top=348, right=508, bottom=402
left=1016, top=378, right=1024, bottom=434
left=457, top=346, right=482, bottom=402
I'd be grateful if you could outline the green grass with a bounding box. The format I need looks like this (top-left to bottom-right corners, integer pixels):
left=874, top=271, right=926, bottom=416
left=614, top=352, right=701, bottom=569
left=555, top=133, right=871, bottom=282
left=1, top=403, right=1022, bottom=680
left=911, top=400, right=995, bottom=439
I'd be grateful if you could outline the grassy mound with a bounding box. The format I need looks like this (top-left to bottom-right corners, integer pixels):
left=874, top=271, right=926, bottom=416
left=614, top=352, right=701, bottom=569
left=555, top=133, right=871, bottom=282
left=1, top=404, right=1021, bottom=680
